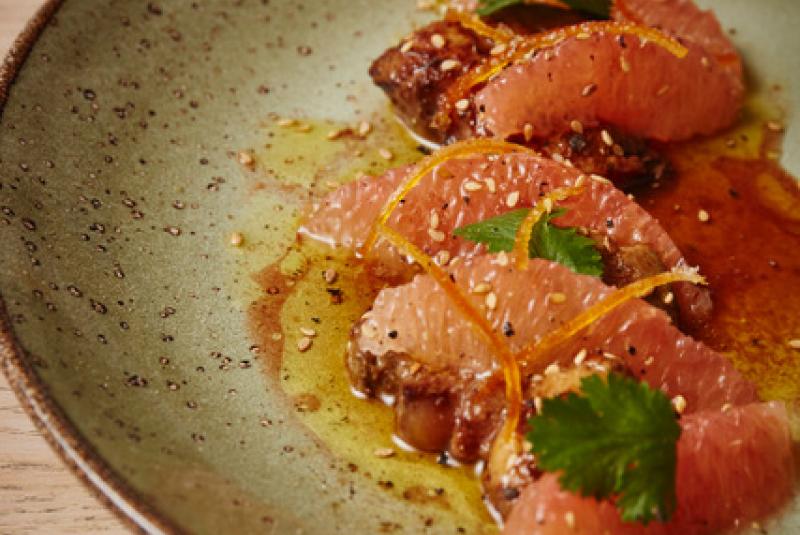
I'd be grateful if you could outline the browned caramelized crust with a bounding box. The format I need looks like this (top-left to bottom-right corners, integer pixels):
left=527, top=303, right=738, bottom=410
left=369, top=18, right=670, bottom=191
left=369, top=21, right=492, bottom=143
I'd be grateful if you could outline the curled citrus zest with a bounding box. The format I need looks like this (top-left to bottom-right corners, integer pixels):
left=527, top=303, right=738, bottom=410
left=437, top=21, right=688, bottom=129
left=512, top=184, right=586, bottom=270
left=376, top=223, right=523, bottom=448
left=360, top=139, right=535, bottom=257
left=515, top=269, right=706, bottom=369
left=445, top=9, right=515, bottom=44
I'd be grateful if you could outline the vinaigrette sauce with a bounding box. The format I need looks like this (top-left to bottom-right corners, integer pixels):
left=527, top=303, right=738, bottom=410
left=245, top=99, right=799, bottom=532
left=639, top=99, right=800, bottom=402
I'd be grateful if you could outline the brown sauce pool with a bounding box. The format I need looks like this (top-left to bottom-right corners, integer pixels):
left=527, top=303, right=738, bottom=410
left=640, top=114, right=800, bottom=401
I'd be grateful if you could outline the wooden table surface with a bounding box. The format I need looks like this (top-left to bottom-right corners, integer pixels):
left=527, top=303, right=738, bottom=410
left=1, top=1, right=130, bottom=533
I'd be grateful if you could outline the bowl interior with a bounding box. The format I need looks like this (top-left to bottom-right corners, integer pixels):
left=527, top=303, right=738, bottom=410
left=0, top=1, right=797, bottom=533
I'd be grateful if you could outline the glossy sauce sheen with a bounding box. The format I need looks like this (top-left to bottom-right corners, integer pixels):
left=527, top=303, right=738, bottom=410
left=247, top=101, right=799, bottom=533
left=640, top=107, right=800, bottom=401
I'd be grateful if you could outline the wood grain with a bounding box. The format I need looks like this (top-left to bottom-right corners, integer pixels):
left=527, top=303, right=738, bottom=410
left=1, top=2, right=131, bottom=533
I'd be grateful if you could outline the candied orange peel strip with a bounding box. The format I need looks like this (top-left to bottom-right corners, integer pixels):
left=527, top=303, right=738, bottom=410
left=360, top=139, right=534, bottom=256
left=445, top=9, right=515, bottom=44
left=376, top=223, right=524, bottom=446
left=515, top=268, right=706, bottom=369
left=512, top=183, right=586, bottom=270
left=438, top=21, right=688, bottom=128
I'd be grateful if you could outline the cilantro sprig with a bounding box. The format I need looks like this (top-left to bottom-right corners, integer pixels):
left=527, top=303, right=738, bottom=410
left=476, top=0, right=612, bottom=18
left=527, top=373, right=681, bottom=523
left=453, top=208, right=603, bottom=276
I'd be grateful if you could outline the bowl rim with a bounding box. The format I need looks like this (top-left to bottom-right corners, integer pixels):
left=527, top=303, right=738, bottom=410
left=0, top=2, right=179, bottom=533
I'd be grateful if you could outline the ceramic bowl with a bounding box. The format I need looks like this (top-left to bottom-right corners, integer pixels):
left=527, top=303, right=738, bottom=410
left=0, top=1, right=797, bottom=533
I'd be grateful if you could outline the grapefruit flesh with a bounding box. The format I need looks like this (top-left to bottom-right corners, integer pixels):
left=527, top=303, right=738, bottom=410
left=300, top=153, right=710, bottom=323
left=503, top=402, right=795, bottom=535
left=474, top=31, right=743, bottom=142
left=613, top=0, right=742, bottom=78
left=355, top=256, right=756, bottom=413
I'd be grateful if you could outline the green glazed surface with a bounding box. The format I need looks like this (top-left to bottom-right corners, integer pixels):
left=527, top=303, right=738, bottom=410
left=0, top=1, right=797, bottom=533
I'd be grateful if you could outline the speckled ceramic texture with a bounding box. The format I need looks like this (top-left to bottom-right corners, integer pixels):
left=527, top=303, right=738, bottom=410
left=0, top=1, right=797, bottom=534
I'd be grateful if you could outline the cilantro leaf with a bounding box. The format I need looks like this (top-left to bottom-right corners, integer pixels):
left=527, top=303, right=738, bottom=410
left=527, top=373, right=681, bottom=524
left=476, top=0, right=612, bottom=18
left=453, top=208, right=603, bottom=276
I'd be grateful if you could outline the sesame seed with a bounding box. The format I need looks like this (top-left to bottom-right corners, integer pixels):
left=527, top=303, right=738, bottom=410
left=400, top=40, right=413, bottom=53
left=271, top=332, right=282, bottom=341
left=463, top=181, right=482, bottom=192
left=619, top=55, right=631, bottom=72
left=300, top=327, right=317, bottom=337
left=573, top=348, right=587, bottom=365
left=430, top=211, right=440, bottom=229
left=565, top=511, right=576, bottom=529
left=472, top=282, right=492, bottom=294
left=323, top=268, right=338, bottom=284
left=277, top=118, right=296, bottom=127
left=644, top=356, right=655, bottom=366
left=766, top=120, right=784, bottom=133
left=697, top=209, right=710, bottom=223
left=496, top=251, right=509, bottom=266
left=534, top=396, right=543, bottom=413
left=602, top=352, right=618, bottom=360
left=297, top=337, right=313, bottom=352
left=361, top=322, right=378, bottom=339
left=485, top=178, right=497, bottom=193
left=428, top=228, right=446, bottom=242
left=229, top=232, right=244, bottom=247
left=374, top=447, right=396, bottom=458
left=485, top=292, right=498, bottom=310
left=569, top=120, right=584, bottom=134
left=721, top=403, right=732, bottom=413
left=656, top=84, right=670, bottom=97
left=237, top=151, right=255, bottom=168
left=600, top=129, right=614, bottom=146
left=544, top=363, right=560, bottom=375
left=549, top=292, right=567, bottom=304
left=379, top=148, right=394, bottom=161
left=430, top=33, right=446, bottom=48
left=440, top=59, right=461, bottom=72
left=575, top=174, right=587, bottom=188
left=455, top=99, right=470, bottom=113
left=327, top=128, right=348, bottom=140
left=435, top=250, right=451, bottom=266
left=523, top=123, right=534, bottom=142
left=663, top=291, right=674, bottom=304
left=671, top=394, right=687, bottom=414
left=506, top=191, right=520, bottom=207
left=551, top=153, right=565, bottom=164
left=590, top=174, right=611, bottom=185
left=700, top=56, right=710, bottom=68
left=490, top=43, right=507, bottom=56
left=788, top=339, right=800, bottom=350
left=358, top=121, right=372, bottom=137
left=581, top=83, right=597, bottom=97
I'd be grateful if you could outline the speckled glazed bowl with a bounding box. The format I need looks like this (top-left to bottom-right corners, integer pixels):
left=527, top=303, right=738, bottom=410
left=1, top=1, right=798, bottom=534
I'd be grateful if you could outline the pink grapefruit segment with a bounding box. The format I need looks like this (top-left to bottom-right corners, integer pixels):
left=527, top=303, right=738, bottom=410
left=474, top=30, right=743, bottom=142
left=355, top=256, right=755, bottom=413
left=504, top=402, right=795, bottom=535
left=299, top=153, right=710, bottom=324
